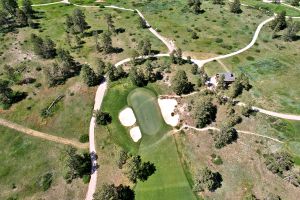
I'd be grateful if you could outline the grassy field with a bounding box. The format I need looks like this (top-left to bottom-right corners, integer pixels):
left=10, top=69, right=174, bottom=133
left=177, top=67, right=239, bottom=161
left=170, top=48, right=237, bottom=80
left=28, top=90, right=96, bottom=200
left=127, top=88, right=165, bottom=136
left=217, top=20, right=300, bottom=115
left=241, top=0, right=300, bottom=17
left=109, top=0, right=271, bottom=57
left=0, top=126, right=86, bottom=200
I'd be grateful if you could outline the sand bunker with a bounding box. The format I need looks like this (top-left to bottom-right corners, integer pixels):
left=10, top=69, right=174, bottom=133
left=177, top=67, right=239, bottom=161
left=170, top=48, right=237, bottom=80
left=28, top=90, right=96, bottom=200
left=158, top=98, right=179, bottom=127
left=119, top=107, right=136, bottom=127
left=130, top=126, right=142, bottom=142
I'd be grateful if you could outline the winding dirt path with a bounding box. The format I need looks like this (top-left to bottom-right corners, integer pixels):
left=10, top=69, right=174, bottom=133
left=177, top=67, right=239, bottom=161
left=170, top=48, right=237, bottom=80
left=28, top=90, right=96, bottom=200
left=179, top=125, right=283, bottom=143
left=0, top=118, right=88, bottom=148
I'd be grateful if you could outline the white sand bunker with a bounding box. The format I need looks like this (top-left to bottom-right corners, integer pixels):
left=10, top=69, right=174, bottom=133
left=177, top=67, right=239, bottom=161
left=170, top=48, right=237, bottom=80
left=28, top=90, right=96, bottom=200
left=130, top=126, right=142, bottom=142
left=158, top=98, right=179, bottom=127
left=119, top=107, right=136, bottom=127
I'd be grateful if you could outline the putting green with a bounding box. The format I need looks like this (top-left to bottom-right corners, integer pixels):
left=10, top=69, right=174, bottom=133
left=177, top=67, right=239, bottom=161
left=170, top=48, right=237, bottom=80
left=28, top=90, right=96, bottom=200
left=127, top=88, right=165, bottom=136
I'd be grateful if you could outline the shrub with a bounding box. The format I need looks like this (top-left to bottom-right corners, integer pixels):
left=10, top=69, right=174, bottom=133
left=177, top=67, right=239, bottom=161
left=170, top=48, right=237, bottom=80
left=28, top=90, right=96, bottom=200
left=82, top=175, right=90, bottom=184
left=94, top=110, right=112, bottom=126
left=79, top=134, right=89, bottom=143
left=246, top=56, right=255, bottom=61
left=37, top=172, right=53, bottom=191
left=215, top=38, right=223, bottom=43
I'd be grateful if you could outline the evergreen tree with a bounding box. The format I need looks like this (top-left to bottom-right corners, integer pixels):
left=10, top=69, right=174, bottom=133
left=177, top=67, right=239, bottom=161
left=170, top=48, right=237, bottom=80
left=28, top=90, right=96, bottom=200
left=138, top=39, right=151, bottom=55
left=16, top=9, right=28, bottom=27
left=138, top=16, right=148, bottom=28
left=104, top=13, right=115, bottom=33
left=230, top=0, right=242, bottom=14
left=1, top=0, right=18, bottom=16
left=93, top=184, right=135, bottom=200
left=129, top=66, right=147, bottom=87
left=81, top=65, right=101, bottom=87
left=193, top=96, right=217, bottom=128
left=43, top=38, right=56, bottom=59
left=193, top=167, right=222, bottom=192
left=214, top=127, right=238, bottom=148
left=65, top=14, right=74, bottom=33
left=270, top=11, right=287, bottom=30
left=94, top=110, right=112, bottom=125
left=72, top=9, right=89, bottom=33
left=283, top=20, right=300, bottom=41
left=291, top=0, right=300, bottom=6
left=22, top=0, right=34, bottom=17
left=101, top=31, right=113, bottom=54
left=171, top=70, right=194, bottom=95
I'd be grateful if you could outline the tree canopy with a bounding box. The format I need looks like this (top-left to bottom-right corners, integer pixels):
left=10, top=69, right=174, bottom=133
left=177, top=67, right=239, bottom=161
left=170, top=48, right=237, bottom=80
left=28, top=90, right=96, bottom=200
left=125, top=155, right=156, bottom=183
left=171, top=70, right=194, bottom=95
left=193, top=96, right=217, bottom=128
left=193, top=167, right=223, bottom=192
left=93, top=184, right=135, bottom=200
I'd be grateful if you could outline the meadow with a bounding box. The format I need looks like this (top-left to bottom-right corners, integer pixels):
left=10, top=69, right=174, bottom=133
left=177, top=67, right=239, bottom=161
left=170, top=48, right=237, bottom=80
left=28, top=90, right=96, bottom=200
left=0, top=126, right=87, bottom=200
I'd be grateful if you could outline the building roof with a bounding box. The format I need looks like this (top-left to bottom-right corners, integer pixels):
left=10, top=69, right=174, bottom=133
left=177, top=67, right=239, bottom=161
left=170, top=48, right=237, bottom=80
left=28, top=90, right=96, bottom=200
left=216, top=72, right=235, bottom=82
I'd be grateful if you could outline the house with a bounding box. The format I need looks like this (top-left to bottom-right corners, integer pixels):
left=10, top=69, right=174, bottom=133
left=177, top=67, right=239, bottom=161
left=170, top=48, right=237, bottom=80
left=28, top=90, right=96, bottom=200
left=216, top=72, right=235, bottom=83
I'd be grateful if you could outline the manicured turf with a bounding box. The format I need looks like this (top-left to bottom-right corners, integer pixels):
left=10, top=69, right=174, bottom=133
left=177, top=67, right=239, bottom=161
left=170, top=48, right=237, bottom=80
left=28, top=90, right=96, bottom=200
left=136, top=136, right=197, bottom=200
left=126, top=87, right=196, bottom=200
left=127, top=88, right=165, bottom=136
left=101, top=79, right=139, bottom=153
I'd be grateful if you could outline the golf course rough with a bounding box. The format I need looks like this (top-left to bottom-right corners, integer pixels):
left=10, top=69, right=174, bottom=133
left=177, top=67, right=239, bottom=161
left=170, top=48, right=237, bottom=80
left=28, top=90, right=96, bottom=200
left=127, top=88, right=197, bottom=200
left=127, top=88, right=165, bottom=136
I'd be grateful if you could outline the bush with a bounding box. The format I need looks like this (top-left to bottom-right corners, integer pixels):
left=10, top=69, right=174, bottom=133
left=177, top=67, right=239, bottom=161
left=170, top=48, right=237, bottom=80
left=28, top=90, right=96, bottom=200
left=79, top=134, right=89, bottom=143
left=211, top=154, right=223, bottom=165
left=94, top=110, right=112, bottom=126
left=246, top=56, right=255, bottom=61
left=37, top=172, right=53, bottom=191
left=215, top=38, right=223, bottom=43
left=82, top=175, right=90, bottom=184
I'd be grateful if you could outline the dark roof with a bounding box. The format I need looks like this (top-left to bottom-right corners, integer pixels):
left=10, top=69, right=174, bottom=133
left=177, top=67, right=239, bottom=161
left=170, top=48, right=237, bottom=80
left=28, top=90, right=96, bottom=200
left=216, top=72, right=235, bottom=82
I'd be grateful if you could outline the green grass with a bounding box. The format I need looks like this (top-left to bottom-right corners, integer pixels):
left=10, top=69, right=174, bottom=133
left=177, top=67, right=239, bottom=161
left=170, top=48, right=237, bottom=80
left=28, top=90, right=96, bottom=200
left=17, top=0, right=59, bottom=5
left=241, top=0, right=300, bottom=17
left=0, top=126, right=86, bottom=200
left=120, top=0, right=270, bottom=56
left=136, top=136, right=198, bottom=200
left=220, top=22, right=300, bottom=115
left=127, top=88, right=165, bottom=136
left=101, top=79, right=139, bottom=153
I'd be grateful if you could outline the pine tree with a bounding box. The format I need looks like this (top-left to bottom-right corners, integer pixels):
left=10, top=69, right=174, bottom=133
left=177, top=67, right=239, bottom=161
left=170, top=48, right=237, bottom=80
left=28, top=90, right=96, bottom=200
left=1, top=0, right=18, bottom=16
left=283, top=20, right=300, bottom=41
left=101, top=31, right=113, bottom=54
left=270, top=11, right=287, bottom=30
left=16, top=9, right=28, bottom=27
left=22, top=0, right=34, bottom=17
left=230, top=0, right=242, bottom=14
left=81, top=65, right=100, bottom=87
left=72, top=9, right=89, bottom=33
left=171, top=70, right=193, bottom=95
left=104, top=13, right=115, bottom=33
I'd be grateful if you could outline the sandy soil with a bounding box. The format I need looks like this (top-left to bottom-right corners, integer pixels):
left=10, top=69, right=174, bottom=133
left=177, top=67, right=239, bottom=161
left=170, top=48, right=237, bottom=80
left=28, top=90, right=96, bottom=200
left=119, top=107, right=136, bottom=127
left=129, top=126, right=142, bottom=142
left=158, top=98, right=179, bottom=127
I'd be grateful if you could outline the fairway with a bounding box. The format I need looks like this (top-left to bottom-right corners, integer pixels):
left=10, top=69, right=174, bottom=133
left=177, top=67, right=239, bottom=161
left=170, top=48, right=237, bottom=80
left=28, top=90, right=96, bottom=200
left=136, top=136, right=197, bottom=200
left=127, top=88, right=165, bottom=136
